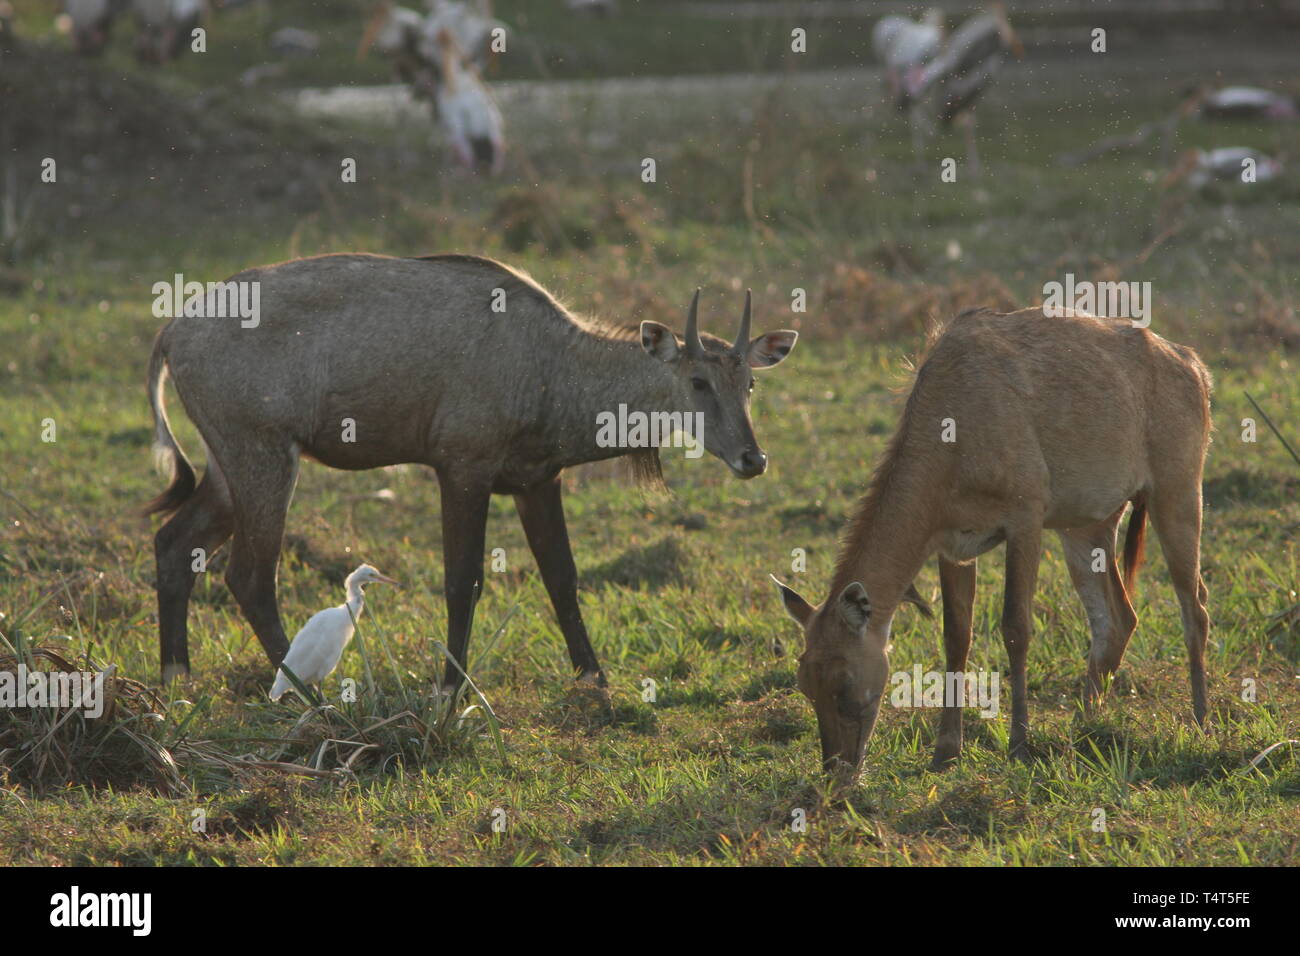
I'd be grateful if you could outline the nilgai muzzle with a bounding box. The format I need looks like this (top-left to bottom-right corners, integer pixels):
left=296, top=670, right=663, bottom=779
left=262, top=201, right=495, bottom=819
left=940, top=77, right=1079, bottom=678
left=146, top=253, right=797, bottom=687
left=777, top=308, right=1212, bottom=777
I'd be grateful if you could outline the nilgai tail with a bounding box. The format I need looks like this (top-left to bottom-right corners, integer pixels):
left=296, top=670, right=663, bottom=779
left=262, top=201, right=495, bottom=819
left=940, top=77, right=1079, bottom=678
left=143, top=330, right=196, bottom=518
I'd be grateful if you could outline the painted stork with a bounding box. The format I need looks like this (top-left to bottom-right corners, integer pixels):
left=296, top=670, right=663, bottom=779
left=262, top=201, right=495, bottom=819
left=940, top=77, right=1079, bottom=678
left=131, top=0, right=203, bottom=63
left=358, top=3, right=440, bottom=101
left=1166, top=147, right=1283, bottom=190
left=1195, top=86, right=1298, bottom=121
left=62, top=0, right=118, bottom=56
left=907, top=2, right=1023, bottom=176
left=424, top=0, right=503, bottom=74
left=871, top=9, right=943, bottom=111
left=434, top=27, right=505, bottom=175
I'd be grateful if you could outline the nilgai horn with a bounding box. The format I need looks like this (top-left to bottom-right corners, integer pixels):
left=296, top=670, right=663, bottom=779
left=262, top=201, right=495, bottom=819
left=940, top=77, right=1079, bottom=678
left=776, top=307, right=1212, bottom=777
left=145, top=253, right=797, bottom=688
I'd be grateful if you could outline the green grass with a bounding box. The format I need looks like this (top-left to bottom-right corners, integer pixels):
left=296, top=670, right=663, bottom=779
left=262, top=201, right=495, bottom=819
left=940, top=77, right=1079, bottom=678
left=0, top=19, right=1297, bottom=865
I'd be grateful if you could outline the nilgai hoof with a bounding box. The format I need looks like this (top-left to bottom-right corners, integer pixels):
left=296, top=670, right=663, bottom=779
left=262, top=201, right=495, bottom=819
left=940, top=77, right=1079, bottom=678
left=161, top=662, right=190, bottom=684
left=929, top=750, right=960, bottom=772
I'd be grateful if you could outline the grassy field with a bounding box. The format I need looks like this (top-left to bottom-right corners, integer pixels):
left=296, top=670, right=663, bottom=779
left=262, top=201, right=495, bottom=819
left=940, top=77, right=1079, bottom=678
left=1, top=10, right=1298, bottom=865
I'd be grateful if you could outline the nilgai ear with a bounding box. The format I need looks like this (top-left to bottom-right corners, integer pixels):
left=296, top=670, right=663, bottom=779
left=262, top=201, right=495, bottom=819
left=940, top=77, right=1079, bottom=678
left=837, top=582, right=872, bottom=631
left=772, top=574, right=813, bottom=627
left=747, top=331, right=798, bottom=368
left=902, top=582, right=935, bottom=618
left=640, top=321, right=680, bottom=363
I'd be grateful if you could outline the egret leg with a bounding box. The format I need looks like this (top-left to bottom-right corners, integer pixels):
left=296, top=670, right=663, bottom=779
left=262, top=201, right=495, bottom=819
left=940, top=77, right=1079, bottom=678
left=514, top=477, right=604, bottom=685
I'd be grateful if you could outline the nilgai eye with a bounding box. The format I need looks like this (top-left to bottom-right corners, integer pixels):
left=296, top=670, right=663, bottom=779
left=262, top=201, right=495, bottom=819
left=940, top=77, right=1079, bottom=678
left=691, top=378, right=709, bottom=392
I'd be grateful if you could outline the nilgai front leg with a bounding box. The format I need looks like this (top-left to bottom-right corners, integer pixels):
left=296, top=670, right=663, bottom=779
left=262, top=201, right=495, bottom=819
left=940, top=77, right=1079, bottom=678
left=514, top=477, right=605, bottom=685
left=932, top=557, right=976, bottom=769
left=437, top=472, right=491, bottom=692
left=1001, top=526, right=1042, bottom=760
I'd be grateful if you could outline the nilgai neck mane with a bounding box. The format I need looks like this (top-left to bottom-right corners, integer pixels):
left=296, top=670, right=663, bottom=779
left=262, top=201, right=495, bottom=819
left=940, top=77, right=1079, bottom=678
left=146, top=253, right=797, bottom=691
left=779, top=306, right=1212, bottom=777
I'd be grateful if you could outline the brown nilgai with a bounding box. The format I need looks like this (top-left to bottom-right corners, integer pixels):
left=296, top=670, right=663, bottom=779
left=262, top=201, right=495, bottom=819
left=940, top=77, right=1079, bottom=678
left=776, top=307, right=1211, bottom=777
left=145, top=253, right=797, bottom=689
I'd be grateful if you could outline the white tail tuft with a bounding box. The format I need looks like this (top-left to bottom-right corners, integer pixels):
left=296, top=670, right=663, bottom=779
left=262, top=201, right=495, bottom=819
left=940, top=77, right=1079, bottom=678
left=151, top=440, right=174, bottom=479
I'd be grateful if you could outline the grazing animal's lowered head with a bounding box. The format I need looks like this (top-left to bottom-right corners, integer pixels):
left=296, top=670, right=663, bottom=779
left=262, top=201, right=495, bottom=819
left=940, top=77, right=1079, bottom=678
left=639, top=290, right=797, bottom=479
left=776, top=577, right=929, bottom=774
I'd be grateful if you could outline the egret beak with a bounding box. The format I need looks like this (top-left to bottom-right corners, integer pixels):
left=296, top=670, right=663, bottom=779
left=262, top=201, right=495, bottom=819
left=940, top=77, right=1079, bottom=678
left=375, top=573, right=402, bottom=587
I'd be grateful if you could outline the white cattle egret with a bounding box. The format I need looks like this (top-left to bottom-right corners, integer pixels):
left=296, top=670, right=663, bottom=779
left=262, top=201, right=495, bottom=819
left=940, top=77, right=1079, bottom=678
left=434, top=27, right=505, bottom=175
left=268, top=564, right=400, bottom=702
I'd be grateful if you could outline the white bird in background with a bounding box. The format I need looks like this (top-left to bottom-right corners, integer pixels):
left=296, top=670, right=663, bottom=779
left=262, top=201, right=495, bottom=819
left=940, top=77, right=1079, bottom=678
left=906, top=1, right=1023, bottom=176
left=871, top=8, right=944, bottom=111
left=131, top=0, right=204, bottom=63
left=424, top=0, right=503, bottom=74
left=1166, top=147, right=1283, bottom=190
left=1194, top=85, right=1298, bottom=121
left=358, top=3, right=441, bottom=101
left=62, top=0, right=118, bottom=56
left=434, top=26, right=506, bottom=175
left=268, top=564, right=400, bottom=702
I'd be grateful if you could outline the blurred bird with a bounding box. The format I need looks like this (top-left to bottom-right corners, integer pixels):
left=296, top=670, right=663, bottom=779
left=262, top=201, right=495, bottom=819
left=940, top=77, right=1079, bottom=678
left=131, top=0, right=204, bottom=63
left=358, top=2, right=440, bottom=101
left=434, top=27, right=506, bottom=175
left=61, top=0, right=118, bottom=56
left=270, top=27, right=320, bottom=57
left=871, top=9, right=943, bottom=111
left=424, top=0, right=503, bottom=73
left=268, top=564, right=400, bottom=702
left=1193, top=85, right=1298, bottom=121
left=907, top=1, right=1023, bottom=176
left=1165, top=147, right=1283, bottom=190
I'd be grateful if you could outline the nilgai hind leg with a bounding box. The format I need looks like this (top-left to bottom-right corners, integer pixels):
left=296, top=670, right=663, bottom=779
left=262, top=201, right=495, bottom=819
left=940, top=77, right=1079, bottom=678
left=1148, top=485, right=1211, bottom=726
left=216, top=440, right=299, bottom=671
left=1057, top=506, right=1140, bottom=712
left=154, top=467, right=235, bottom=681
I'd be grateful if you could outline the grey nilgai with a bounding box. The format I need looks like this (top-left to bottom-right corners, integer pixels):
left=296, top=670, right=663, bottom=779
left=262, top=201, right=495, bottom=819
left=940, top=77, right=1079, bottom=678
left=145, top=253, right=797, bottom=688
